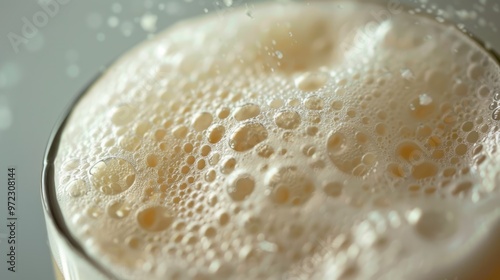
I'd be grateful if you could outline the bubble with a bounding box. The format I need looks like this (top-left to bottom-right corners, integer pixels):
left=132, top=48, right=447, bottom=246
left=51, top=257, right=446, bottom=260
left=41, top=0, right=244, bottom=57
left=229, top=123, right=268, bottom=152
left=107, top=200, right=132, bottom=219
left=207, top=125, right=225, bottom=143
left=120, top=136, right=141, bottom=151
left=172, top=125, right=188, bottom=139
left=220, top=157, right=236, bottom=174
left=407, top=208, right=457, bottom=240
left=396, top=142, right=423, bottom=162
left=304, top=96, right=324, bottom=110
left=294, top=72, right=329, bottom=91
left=89, top=158, right=136, bottom=195
left=146, top=154, right=159, bottom=167
left=234, top=104, right=261, bottom=121
left=327, top=131, right=372, bottom=176
left=409, top=96, right=435, bottom=119
left=217, top=108, right=230, bottom=119
left=192, top=112, right=213, bottom=132
left=267, top=166, right=315, bottom=206
left=67, top=180, right=87, bottom=197
left=218, top=211, right=230, bottom=226
left=331, top=100, right=343, bottom=111
left=275, top=110, right=301, bottom=130
left=412, top=162, right=438, bottom=180
left=111, top=105, right=136, bottom=126
left=493, top=108, right=500, bottom=121
left=323, top=182, right=343, bottom=197
left=227, top=174, right=255, bottom=201
left=137, top=206, right=175, bottom=232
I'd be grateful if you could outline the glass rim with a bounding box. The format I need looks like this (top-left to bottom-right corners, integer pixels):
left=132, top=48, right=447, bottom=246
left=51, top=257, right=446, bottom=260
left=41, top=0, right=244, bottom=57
left=39, top=1, right=500, bottom=279
left=41, top=71, right=119, bottom=280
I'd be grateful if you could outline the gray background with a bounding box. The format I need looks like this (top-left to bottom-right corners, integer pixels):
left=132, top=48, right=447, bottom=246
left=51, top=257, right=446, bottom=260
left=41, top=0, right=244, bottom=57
left=0, top=0, right=498, bottom=280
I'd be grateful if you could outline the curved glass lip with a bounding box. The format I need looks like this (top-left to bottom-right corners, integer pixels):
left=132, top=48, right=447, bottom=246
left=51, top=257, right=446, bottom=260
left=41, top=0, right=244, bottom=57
left=39, top=2, right=500, bottom=280
left=40, top=70, right=119, bottom=279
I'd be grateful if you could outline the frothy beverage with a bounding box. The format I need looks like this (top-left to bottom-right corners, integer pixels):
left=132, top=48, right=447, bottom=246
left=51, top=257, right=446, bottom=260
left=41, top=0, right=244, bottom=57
left=52, top=1, right=500, bottom=279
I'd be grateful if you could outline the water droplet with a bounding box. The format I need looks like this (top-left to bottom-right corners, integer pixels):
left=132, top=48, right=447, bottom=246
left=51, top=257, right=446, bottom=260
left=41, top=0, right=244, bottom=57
left=267, top=166, right=314, bottom=206
left=234, top=104, right=260, bottom=121
left=140, top=13, right=158, bottom=32
left=137, top=206, right=174, bottom=232
left=275, top=51, right=283, bottom=59
left=89, top=158, right=136, bottom=195
left=227, top=174, right=255, bottom=201
left=229, top=123, right=268, bottom=152
left=294, top=72, right=329, bottom=91
left=275, top=110, right=301, bottom=130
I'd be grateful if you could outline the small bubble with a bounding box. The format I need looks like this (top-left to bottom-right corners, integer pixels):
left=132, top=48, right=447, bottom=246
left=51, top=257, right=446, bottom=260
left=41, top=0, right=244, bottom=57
left=323, top=182, right=343, bottom=197
left=229, top=123, right=268, bottom=152
left=256, top=144, right=274, bottom=158
left=111, top=105, right=136, bottom=126
left=220, top=157, right=236, bottom=174
left=407, top=208, right=457, bottom=240
left=493, top=108, right=500, bottom=121
left=89, top=158, right=136, bottom=195
left=234, top=104, right=260, bottom=121
left=172, top=125, right=188, bottom=139
left=107, top=200, right=131, bottom=219
left=294, top=72, right=329, bottom=91
left=67, top=180, right=87, bottom=197
left=275, top=110, right=301, bottom=130
left=207, top=125, right=225, bottom=143
left=137, top=206, right=175, bottom=232
left=267, top=166, right=314, bottom=206
left=192, top=112, right=213, bottom=132
left=304, top=96, right=324, bottom=110
left=227, top=174, right=255, bottom=201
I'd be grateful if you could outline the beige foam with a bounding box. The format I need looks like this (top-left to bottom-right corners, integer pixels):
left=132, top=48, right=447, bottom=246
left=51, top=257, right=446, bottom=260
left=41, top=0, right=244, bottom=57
left=54, top=1, right=500, bottom=279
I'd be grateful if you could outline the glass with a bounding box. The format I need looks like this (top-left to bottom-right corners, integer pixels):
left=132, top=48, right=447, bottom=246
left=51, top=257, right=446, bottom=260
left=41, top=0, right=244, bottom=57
left=41, top=0, right=500, bottom=279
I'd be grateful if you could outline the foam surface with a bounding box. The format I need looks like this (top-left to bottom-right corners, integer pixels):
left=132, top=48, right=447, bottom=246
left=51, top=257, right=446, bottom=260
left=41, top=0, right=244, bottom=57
left=54, top=1, right=500, bottom=279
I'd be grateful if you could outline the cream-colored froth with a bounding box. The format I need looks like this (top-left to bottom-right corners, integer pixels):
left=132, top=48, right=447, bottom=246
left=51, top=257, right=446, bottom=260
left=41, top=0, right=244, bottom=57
left=54, top=1, right=500, bottom=279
